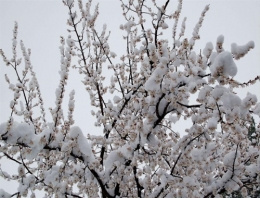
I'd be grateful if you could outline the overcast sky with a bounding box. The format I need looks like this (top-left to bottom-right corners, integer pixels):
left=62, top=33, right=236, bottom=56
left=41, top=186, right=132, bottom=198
left=0, top=0, right=260, bottom=194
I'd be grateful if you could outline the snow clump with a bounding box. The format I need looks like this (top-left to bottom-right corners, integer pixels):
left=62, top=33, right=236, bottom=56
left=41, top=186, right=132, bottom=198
left=210, top=51, right=237, bottom=78
left=231, top=41, right=254, bottom=60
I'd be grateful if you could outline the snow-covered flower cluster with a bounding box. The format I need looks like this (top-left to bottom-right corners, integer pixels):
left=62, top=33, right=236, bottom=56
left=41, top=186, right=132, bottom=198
left=0, top=0, right=259, bottom=197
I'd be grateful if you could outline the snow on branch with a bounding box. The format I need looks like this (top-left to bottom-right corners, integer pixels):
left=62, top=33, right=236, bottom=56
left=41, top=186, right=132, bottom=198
left=0, top=0, right=259, bottom=197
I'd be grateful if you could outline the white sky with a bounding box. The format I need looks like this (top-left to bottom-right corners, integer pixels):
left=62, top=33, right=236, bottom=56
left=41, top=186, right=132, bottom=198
left=0, top=0, right=260, bottom=194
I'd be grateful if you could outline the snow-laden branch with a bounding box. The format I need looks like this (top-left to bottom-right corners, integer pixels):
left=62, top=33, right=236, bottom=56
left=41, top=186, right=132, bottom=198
left=0, top=0, right=260, bottom=197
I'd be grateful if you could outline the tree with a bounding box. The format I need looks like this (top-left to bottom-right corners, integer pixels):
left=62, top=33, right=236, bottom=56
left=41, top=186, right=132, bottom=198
left=0, top=0, right=260, bottom=197
left=220, top=117, right=259, bottom=198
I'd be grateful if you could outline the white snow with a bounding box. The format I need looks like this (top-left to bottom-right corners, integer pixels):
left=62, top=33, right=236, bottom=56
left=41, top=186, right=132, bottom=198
left=216, top=35, right=224, bottom=53
left=211, top=85, right=227, bottom=100
left=69, top=126, right=95, bottom=163
left=113, top=95, right=121, bottom=104
left=207, top=117, right=218, bottom=130
left=123, top=21, right=136, bottom=34
left=203, top=42, right=213, bottom=58
left=210, top=51, right=237, bottom=78
left=0, top=189, right=11, bottom=198
left=216, top=35, right=224, bottom=44
left=253, top=103, right=260, bottom=117
left=66, top=0, right=74, bottom=7
left=231, top=41, right=254, bottom=60
left=221, top=92, right=241, bottom=110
